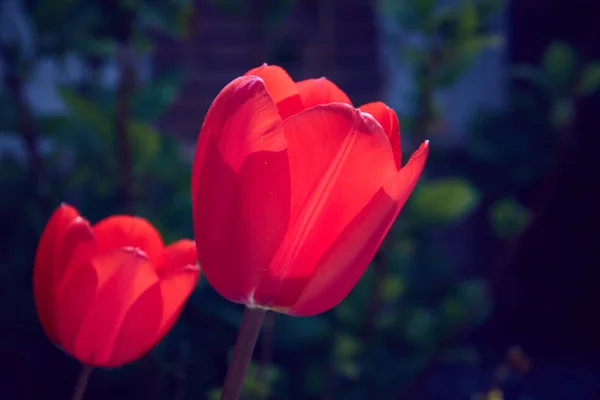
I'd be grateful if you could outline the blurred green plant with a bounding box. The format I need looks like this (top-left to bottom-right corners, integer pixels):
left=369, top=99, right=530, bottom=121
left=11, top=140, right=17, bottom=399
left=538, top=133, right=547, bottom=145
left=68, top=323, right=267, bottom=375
left=407, top=177, right=480, bottom=226
left=0, top=0, right=549, bottom=399
left=512, top=39, right=600, bottom=129
left=488, top=197, right=531, bottom=239
left=378, top=0, right=504, bottom=140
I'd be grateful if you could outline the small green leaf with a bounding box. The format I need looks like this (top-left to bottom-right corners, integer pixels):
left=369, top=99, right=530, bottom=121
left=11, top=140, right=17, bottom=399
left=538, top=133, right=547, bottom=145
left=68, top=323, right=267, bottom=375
left=58, top=87, right=112, bottom=138
left=128, top=120, right=161, bottom=173
left=489, top=197, right=531, bottom=239
left=414, top=0, right=436, bottom=20
left=578, top=61, right=600, bottom=95
left=474, top=0, right=504, bottom=24
left=440, top=296, right=465, bottom=334
left=408, top=177, right=481, bottom=225
left=381, top=275, right=405, bottom=302
left=334, top=333, right=363, bottom=361
left=542, top=40, right=578, bottom=93
left=457, top=0, right=478, bottom=38
left=132, top=70, right=184, bottom=120
left=405, top=307, right=437, bottom=349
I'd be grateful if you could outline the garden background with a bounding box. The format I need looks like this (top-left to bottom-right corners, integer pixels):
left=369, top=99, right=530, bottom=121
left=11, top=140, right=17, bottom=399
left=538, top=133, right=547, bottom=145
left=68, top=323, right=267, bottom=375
left=1, top=0, right=600, bottom=399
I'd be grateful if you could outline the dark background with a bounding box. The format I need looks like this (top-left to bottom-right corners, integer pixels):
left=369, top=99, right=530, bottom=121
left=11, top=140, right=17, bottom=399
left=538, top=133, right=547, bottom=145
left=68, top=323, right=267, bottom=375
left=1, top=0, right=599, bottom=399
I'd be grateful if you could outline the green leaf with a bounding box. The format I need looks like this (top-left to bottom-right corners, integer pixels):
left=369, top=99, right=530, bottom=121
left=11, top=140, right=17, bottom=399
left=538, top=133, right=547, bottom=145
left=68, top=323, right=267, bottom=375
left=489, top=197, right=531, bottom=239
left=542, top=40, right=578, bottom=93
left=408, top=177, right=481, bottom=225
left=379, top=0, right=428, bottom=31
left=242, top=362, right=281, bottom=399
left=457, top=0, right=478, bottom=38
left=58, top=87, right=112, bottom=138
left=381, top=275, right=405, bottom=302
left=132, top=70, right=184, bottom=120
left=440, top=296, right=465, bottom=334
left=578, top=61, right=600, bottom=95
left=404, top=307, right=437, bottom=349
left=436, top=34, right=503, bottom=87
left=474, top=0, right=504, bottom=24
left=127, top=120, right=161, bottom=173
left=334, top=333, right=363, bottom=360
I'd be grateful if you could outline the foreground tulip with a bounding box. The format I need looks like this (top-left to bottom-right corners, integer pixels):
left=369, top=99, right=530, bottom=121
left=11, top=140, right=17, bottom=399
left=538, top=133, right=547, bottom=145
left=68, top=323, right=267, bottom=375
left=192, top=64, right=428, bottom=317
left=33, top=204, right=200, bottom=371
left=193, top=65, right=428, bottom=400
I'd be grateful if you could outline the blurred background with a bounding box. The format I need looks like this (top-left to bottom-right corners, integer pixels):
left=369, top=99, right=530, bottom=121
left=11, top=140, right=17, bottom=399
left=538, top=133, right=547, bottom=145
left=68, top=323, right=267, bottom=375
left=1, top=0, right=599, bottom=399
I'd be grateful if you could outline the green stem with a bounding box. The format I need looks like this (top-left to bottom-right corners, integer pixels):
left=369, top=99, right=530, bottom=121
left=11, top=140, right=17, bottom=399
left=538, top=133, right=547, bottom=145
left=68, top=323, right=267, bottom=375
left=71, top=364, right=93, bottom=400
left=220, top=307, right=267, bottom=400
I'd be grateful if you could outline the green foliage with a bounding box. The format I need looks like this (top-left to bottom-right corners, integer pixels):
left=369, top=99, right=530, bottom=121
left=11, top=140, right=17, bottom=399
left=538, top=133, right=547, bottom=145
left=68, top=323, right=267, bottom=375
left=489, top=197, right=531, bottom=239
left=132, top=70, right=184, bottom=120
left=381, top=0, right=504, bottom=138
left=578, top=61, right=600, bottom=95
left=208, top=361, right=281, bottom=400
left=512, top=40, right=600, bottom=130
left=58, top=86, right=113, bottom=139
left=0, top=0, right=524, bottom=398
left=408, top=177, right=481, bottom=225
left=404, top=307, right=438, bottom=349
left=542, top=40, right=578, bottom=93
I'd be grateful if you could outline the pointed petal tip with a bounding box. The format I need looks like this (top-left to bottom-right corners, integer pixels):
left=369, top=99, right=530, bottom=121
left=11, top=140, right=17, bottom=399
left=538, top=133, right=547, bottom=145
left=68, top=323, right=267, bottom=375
left=415, top=140, right=430, bottom=155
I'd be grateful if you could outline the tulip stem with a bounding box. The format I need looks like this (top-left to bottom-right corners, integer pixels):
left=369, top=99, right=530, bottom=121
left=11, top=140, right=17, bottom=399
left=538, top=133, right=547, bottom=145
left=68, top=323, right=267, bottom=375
left=71, top=364, right=93, bottom=400
left=220, top=307, right=267, bottom=400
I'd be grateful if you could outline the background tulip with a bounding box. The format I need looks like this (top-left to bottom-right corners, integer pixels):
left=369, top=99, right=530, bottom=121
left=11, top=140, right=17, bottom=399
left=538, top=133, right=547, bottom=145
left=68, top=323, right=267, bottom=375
left=33, top=203, right=200, bottom=368
left=192, top=64, right=429, bottom=317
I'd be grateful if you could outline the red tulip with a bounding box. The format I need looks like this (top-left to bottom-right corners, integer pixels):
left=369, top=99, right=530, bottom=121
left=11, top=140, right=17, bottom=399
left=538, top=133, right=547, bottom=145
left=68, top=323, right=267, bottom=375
left=192, top=64, right=428, bottom=316
left=33, top=204, right=200, bottom=367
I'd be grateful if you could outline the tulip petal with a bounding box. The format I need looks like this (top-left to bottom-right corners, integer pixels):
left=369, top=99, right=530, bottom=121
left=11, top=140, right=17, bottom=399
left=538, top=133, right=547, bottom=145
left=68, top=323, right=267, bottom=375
left=57, top=248, right=159, bottom=366
left=154, top=239, right=197, bottom=274
left=93, top=215, right=164, bottom=262
left=384, top=140, right=429, bottom=203
left=245, top=64, right=304, bottom=119
left=290, top=141, right=429, bottom=316
left=54, top=218, right=97, bottom=295
left=192, top=75, right=291, bottom=304
left=359, top=102, right=402, bottom=170
left=252, top=103, right=397, bottom=307
left=290, top=187, right=398, bottom=316
left=106, top=282, right=162, bottom=367
left=296, top=78, right=352, bottom=109
left=154, top=265, right=200, bottom=342
left=107, top=263, right=200, bottom=367
left=33, top=204, right=80, bottom=341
